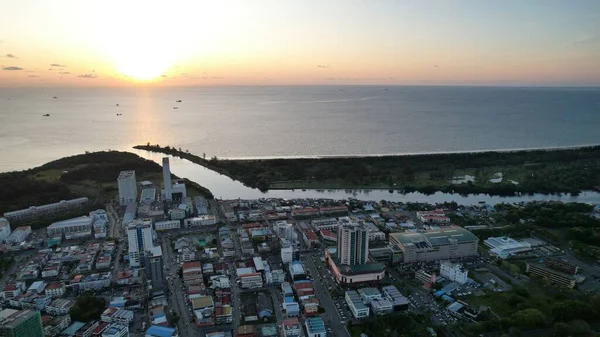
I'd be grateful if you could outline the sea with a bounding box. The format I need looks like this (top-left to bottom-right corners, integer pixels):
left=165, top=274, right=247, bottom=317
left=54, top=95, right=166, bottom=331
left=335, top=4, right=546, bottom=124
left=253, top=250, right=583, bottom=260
left=1, top=85, right=600, bottom=174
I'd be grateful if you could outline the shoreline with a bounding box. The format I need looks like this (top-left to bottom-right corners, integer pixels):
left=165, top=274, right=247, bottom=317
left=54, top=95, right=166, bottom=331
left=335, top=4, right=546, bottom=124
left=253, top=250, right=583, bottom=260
left=218, top=143, right=600, bottom=160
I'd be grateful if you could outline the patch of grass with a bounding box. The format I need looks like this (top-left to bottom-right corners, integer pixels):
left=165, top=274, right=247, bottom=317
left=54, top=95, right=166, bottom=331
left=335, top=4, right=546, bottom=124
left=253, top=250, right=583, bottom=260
left=463, top=285, right=555, bottom=318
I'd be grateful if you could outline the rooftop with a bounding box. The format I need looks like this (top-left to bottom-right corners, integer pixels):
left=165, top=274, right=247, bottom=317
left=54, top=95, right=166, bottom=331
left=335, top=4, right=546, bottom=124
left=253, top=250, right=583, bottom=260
left=48, top=216, right=93, bottom=229
left=145, top=325, right=177, bottom=337
left=390, top=226, right=478, bottom=247
left=118, top=170, right=135, bottom=179
left=305, top=316, right=326, bottom=334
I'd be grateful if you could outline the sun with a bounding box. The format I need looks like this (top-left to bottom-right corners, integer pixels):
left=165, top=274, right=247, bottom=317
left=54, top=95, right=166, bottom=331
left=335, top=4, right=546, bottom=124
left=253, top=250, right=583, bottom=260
left=115, top=48, right=172, bottom=81
left=99, top=2, right=181, bottom=82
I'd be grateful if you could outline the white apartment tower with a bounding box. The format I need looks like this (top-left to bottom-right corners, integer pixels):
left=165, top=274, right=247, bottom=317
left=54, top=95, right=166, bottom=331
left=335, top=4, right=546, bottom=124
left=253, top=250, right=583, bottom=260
left=117, top=171, right=137, bottom=206
left=337, top=223, right=369, bottom=265
left=127, top=220, right=154, bottom=268
left=162, top=157, right=172, bottom=201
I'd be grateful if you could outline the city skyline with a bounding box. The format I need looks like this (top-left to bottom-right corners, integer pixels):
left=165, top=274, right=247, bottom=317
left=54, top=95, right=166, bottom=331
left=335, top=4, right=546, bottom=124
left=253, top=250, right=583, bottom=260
left=1, top=0, right=599, bottom=87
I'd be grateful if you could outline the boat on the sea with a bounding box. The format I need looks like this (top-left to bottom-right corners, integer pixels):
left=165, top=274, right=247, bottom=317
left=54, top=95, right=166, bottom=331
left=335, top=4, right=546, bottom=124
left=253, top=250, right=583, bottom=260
left=176, top=100, right=182, bottom=103
left=42, top=114, right=50, bottom=117
left=116, top=113, right=122, bottom=116
left=173, top=107, right=178, bottom=109
left=116, top=104, right=119, bottom=106
left=52, top=96, right=57, bottom=99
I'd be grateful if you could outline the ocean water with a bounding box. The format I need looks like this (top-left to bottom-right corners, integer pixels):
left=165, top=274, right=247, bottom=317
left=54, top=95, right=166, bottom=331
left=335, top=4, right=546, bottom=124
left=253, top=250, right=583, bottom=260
left=1, top=85, right=599, bottom=172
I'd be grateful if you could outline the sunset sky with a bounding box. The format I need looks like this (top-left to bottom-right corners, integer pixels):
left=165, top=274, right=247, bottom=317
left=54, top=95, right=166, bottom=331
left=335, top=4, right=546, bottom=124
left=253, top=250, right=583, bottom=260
left=1, top=0, right=599, bottom=87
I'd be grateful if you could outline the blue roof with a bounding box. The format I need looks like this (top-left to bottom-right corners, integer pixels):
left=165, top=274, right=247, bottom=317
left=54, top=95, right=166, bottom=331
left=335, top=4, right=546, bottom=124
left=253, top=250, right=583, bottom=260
left=442, top=294, right=455, bottom=303
left=305, top=316, right=326, bottom=333
left=62, top=321, right=86, bottom=336
left=433, top=290, right=446, bottom=297
left=146, top=325, right=177, bottom=337
left=284, top=296, right=295, bottom=303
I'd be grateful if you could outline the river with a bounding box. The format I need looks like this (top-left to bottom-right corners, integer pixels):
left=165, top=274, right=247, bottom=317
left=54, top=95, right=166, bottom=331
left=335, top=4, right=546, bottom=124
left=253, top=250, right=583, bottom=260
left=131, top=150, right=600, bottom=205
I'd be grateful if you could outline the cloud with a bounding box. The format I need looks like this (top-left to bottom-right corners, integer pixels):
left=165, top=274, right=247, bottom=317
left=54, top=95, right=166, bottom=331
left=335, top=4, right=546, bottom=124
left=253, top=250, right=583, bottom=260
left=78, top=74, right=97, bottom=79
left=6, top=53, right=17, bottom=58
left=28, top=75, right=38, bottom=78
left=59, top=71, right=70, bottom=74
left=48, top=68, right=53, bottom=71
left=433, top=65, right=439, bottom=68
left=2, top=66, right=22, bottom=71
left=50, top=63, right=66, bottom=67
left=317, top=65, right=329, bottom=68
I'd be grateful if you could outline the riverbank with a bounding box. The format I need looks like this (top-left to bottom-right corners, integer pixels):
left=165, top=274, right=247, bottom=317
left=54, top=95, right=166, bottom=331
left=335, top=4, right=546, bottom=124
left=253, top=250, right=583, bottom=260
left=0, top=151, right=213, bottom=216
left=133, top=144, right=600, bottom=196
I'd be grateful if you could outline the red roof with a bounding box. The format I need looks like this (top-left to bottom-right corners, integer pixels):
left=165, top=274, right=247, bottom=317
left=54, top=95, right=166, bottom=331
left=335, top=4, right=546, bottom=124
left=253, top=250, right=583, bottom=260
left=282, top=317, right=299, bottom=327
left=45, top=282, right=64, bottom=290
left=294, top=282, right=314, bottom=290
left=304, top=230, right=318, bottom=240
left=182, top=261, right=202, bottom=270
left=3, top=284, right=17, bottom=291
left=320, top=229, right=335, bottom=238
left=92, top=322, right=109, bottom=334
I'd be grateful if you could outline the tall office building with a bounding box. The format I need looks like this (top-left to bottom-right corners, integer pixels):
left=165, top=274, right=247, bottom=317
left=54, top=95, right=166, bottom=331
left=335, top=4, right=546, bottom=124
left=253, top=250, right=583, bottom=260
left=162, top=158, right=172, bottom=201
left=127, top=220, right=154, bottom=268
left=117, top=171, right=137, bottom=206
left=144, top=246, right=165, bottom=291
left=337, top=223, right=369, bottom=265
left=0, top=309, right=44, bottom=337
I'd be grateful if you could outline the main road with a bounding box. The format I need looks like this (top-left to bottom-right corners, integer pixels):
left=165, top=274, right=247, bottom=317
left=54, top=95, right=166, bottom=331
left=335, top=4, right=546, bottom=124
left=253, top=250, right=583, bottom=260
left=304, top=253, right=350, bottom=337
left=162, top=239, right=198, bottom=337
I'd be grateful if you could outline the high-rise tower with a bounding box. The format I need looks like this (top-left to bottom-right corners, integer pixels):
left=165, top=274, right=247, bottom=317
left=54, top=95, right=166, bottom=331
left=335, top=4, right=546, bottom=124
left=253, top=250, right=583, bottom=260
left=337, top=222, right=369, bottom=265
left=162, top=157, right=172, bottom=201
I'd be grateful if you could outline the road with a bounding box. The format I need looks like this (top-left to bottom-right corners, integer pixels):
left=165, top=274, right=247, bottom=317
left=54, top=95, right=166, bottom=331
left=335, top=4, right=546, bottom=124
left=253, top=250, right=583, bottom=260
left=303, top=252, right=349, bottom=337
left=107, top=204, right=127, bottom=281
left=162, top=239, right=197, bottom=337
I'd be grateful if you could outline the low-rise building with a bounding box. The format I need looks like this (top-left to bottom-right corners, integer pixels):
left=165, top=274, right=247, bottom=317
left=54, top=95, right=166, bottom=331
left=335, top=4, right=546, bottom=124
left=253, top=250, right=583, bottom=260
left=484, top=236, right=532, bottom=259
left=101, top=323, right=129, bottom=337
left=100, top=308, right=134, bottom=325
left=6, top=226, right=31, bottom=244
left=145, top=325, right=177, bottom=337
left=381, top=285, right=409, bottom=311
left=282, top=317, right=301, bottom=337
left=440, top=261, right=468, bottom=284
left=526, top=263, right=576, bottom=288
left=357, top=287, right=382, bottom=304
left=370, top=298, right=394, bottom=315
left=46, top=299, right=76, bottom=315
left=44, top=282, right=66, bottom=298
left=237, top=268, right=263, bottom=289
left=185, top=215, right=217, bottom=227
left=154, top=220, right=180, bottom=231
left=345, top=290, right=370, bottom=319
left=304, top=316, right=326, bottom=337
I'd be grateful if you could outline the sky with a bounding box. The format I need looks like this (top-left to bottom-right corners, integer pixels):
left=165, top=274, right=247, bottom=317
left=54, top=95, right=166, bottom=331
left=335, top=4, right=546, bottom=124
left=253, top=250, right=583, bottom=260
left=0, top=0, right=599, bottom=87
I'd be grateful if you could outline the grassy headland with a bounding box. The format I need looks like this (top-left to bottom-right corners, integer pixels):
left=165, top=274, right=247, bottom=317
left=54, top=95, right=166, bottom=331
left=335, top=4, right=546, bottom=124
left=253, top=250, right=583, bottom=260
left=0, top=151, right=213, bottom=218
left=133, top=144, right=600, bottom=195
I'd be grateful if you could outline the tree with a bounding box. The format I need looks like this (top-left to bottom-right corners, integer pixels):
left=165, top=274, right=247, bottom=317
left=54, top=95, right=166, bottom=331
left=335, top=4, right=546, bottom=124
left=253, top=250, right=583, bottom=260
left=69, top=293, right=106, bottom=322
left=553, top=322, right=571, bottom=337
left=569, top=319, right=591, bottom=336
left=510, top=308, right=546, bottom=328
left=171, top=311, right=180, bottom=325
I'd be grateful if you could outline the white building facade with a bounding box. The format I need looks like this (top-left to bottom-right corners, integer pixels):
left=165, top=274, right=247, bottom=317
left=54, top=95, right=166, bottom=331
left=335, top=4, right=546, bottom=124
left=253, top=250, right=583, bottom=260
left=117, top=170, right=137, bottom=206
left=439, top=261, right=469, bottom=284
left=127, top=220, right=154, bottom=268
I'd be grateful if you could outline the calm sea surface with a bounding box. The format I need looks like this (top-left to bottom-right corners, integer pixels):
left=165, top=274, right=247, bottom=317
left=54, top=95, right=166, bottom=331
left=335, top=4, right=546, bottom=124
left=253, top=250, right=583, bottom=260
left=1, top=86, right=599, bottom=173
